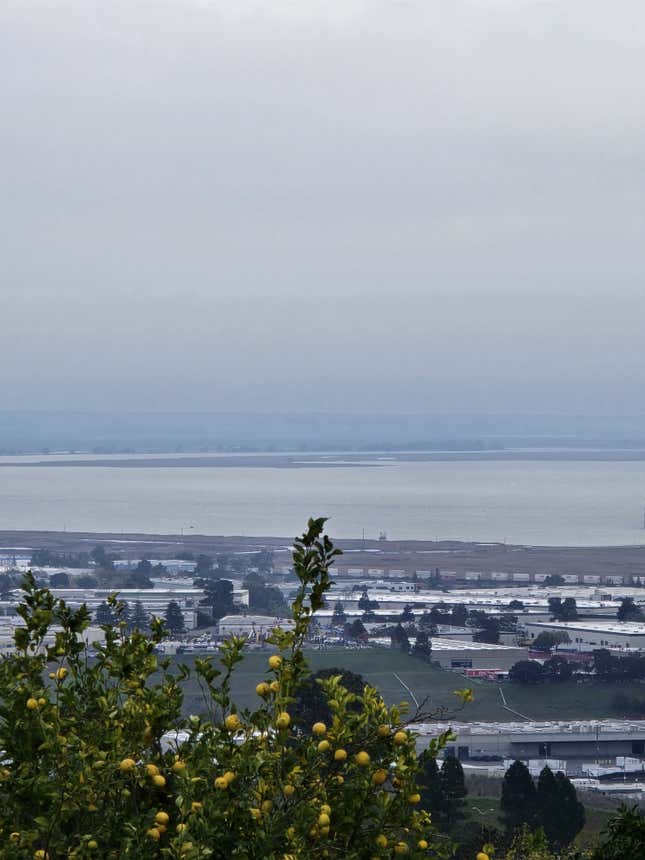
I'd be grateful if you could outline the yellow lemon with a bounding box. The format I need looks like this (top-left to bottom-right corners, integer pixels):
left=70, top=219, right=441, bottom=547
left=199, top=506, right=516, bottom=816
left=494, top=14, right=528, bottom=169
left=377, top=724, right=390, bottom=738
left=119, top=758, right=136, bottom=773
left=418, top=840, right=428, bottom=849
left=256, top=682, right=270, bottom=696
left=261, top=800, right=273, bottom=813
left=214, top=777, right=229, bottom=790
left=393, top=731, right=408, bottom=746
left=408, top=793, right=421, bottom=804
left=10, top=833, right=20, bottom=843
left=372, top=769, right=388, bottom=785
left=26, top=698, right=39, bottom=711
left=268, top=655, right=282, bottom=670
left=334, top=748, right=347, bottom=762
left=317, top=740, right=331, bottom=753
left=320, top=804, right=331, bottom=815
left=33, top=852, right=49, bottom=860
left=172, top=760, right=186, bottom=774
left=87, top=841, right=98, bottom=850
left=176, top=823, right=187, bottom=832
left=375, top=834, right=388, bottom=848
left=312, top=722, right=326, bottom=735
left=283, top=783, right=296, bottom=796
left=146, top=828, right=160, bottom=841
left=223, top=770, right=236, bottom=784
left=318, top=813, right=330, bottom=827
left=55, top=667, right=68, bottom=681
left=191, top=801, right=202, bottom=812
left=152, top=774, right=166, bottom=788
left=355, top=751, right=371, bottom=766
left=394, top=843, right=409, bottom=855
left=224, top=714, right=241, bottom=732
left=38, top=698, right=46, bottom=707
left=145, top=764, right=160, bottom=777
left=276, top=711, right=291, bottom=729
left=155, top=812, right=170, bottom=826
left=476, top=854, right=490, bottom=860
left=270, top=680, right=280, bottom=693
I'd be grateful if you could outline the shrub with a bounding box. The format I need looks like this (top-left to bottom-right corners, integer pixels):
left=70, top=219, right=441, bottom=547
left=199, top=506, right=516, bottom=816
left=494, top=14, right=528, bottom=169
left=0, top=518, right=454, bottom=859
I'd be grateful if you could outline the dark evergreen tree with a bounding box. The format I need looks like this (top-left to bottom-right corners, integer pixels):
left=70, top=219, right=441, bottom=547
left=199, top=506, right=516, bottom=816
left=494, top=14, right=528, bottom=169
left=331, top=601, right=347, bottom=625
left=473, top=616, right=500, bottom=644
left=441, top=755, right=467, bottom=827
left=538, top=766, right=585, bottom=848
left=400, top=604, right=415, bottom=623
left=200, top=579, right=236, bottom=620
left=543, top=655, right=573, bottom=683
left=617, top=597, right=644, bottom=622
left=49, top=572, right=70, bottom=588
left=417, top=754, right=449, bottom=823
left=451, top=604, right=468, bottom=627
left=130, top=600, right=150, bottom=632
left=164, top=600, right=186, bottom=634
left=509, top=660, right=544, bottom=685
left=390, top=623, right=410, bottom=653
left=95, top=601, right=117, bottom=626
left=90, top=545, right=114, bottom=571
left=411, top=630, right=432, bottom=661
left=501, top=760, right=537, bottom=834
left=291, top=668, right=365, bottom=730
left=344, top=619, right=367, bottom=641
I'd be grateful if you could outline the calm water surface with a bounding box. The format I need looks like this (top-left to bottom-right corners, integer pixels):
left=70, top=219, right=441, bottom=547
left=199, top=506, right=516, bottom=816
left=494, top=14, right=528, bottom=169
left=1, top=457, right=645, bottom=545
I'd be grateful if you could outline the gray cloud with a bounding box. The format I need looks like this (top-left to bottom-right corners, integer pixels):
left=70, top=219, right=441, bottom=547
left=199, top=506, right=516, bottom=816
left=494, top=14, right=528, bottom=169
left=1, top=0, right=644, bottom=413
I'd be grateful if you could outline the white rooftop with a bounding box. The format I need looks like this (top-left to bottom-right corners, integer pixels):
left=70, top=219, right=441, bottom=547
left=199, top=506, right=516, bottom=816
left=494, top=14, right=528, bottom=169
left=527, top=620, right=645, bottom=636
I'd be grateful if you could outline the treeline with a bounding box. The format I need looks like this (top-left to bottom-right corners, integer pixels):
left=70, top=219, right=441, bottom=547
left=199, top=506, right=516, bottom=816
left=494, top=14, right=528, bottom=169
left=510, top=648, right=645, bottom=687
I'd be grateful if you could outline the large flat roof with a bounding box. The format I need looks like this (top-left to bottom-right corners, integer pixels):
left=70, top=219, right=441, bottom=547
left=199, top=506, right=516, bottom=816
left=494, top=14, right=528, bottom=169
left=526, top=620, right=645, bottom=636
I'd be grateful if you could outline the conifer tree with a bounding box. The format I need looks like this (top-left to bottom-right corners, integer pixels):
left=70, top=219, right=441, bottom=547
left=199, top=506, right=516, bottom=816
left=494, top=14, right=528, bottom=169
left=164, top=600, right=186, bottom=634
left=417, top=753, right=449, bottom=824
left=412, top=630, right=432, bottom=661
left=501, top=760, right=538, bottom=834
left=441, top=755, right=467, bottom=827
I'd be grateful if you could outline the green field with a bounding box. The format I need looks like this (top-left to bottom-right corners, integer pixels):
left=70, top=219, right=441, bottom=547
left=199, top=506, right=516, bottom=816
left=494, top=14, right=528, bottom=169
left=174, top=646, right=640, bottom=722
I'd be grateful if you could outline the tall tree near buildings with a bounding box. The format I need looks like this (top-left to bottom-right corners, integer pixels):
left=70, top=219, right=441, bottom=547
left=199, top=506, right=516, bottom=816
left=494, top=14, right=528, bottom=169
left=451, top=604, right=468, bottom=627
left=200, top=579, right=236, bottom=621
left=473, top=617, right=500, bottom=644
left=441, top=755, right=467, bottom=828
left=130, top=600, right=150, bottom=632
left=537, top=767, right=585, bottom=849
left=417, top=754, right=449, bottom=824
left=90, top=545, right=114, bottom=571
left=400, top=604, right=415, bottom=623
left=291, top=668, right=365, bottom=730
left=501, top=760, right=538, bottom=834
left=411, top=630, right=432, bottom=661
left=543, top=654, right=573, bottom=683
left=617, top=597, right=644, bottom=622
left=331, top=601, right=347, bottom=625
left=95, top=601, right=117, bottom=626
left=50, top=572, right=70, bottom=588
left=390, top=623, right=410, bottom=653
left=164, top=600, right=186, bottom=634
left=344, top=619, right=367, bottom=642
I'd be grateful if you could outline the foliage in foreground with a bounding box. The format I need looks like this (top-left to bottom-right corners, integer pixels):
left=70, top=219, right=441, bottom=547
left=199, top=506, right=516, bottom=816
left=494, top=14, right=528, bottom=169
left=0, top=518, right=455, bottom=859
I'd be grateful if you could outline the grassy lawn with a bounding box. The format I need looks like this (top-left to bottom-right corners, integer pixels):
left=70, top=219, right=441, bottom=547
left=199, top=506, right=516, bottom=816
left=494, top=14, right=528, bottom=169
left=174, top=646, right=642, bottom=722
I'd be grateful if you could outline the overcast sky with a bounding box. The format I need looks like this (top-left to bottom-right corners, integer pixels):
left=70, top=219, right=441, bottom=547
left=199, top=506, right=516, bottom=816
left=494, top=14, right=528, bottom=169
left=1, top=0, right=644, bottom=415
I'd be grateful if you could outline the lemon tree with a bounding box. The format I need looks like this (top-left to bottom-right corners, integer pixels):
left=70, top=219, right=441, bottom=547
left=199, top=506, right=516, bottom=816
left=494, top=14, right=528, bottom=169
left=0, top=518, right=455, bottom=859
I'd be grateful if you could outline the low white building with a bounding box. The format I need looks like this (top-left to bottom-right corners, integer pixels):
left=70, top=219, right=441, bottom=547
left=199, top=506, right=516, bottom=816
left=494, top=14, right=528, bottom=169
left=524, top=619, right=645, bottom=652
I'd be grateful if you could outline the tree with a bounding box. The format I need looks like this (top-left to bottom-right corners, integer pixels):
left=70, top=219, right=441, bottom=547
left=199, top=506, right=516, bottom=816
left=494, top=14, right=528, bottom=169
left=129, top=600, right=150, bottom=632
left=411, top=630, right=432, bottom=661
left=592, top=805, right=645, bottom=860
left=451, top=604, right=468, bottom=627
left=617, top=597, right=644, bottom=622
left=509, top=660, right=544, bottom=685
left=417, top=754, right=449, bottom=822
left=532, top=631, right=571, bottom=652
left=291, top=668, right=366, bottom=730
left=548, top=597, right=578, bottom=621
left=400, top=604, right=415, bottom=623
left=0, top=519, right=447, bottom=859
left=244, top=572, right=288, bottom=615
left=200, top=579, right=237, bottom=621
left=543, top=655, right=573, bottom=683
left=50, top=572, right=70, bottom=588
left=357, top=590, right=379, bottom=611
left=537, top=766, right=585, bottom=849
left=135, top=558, right=153, bottom=575
left=593, top=648, right=618, bottom=681
left=418, top=611, right=438, bottom=634
left=95, top=601, right=117, bottom=626
left=501, top=760, right=538, bottom=834
left=544, top=574, right=565, bottom=586
left=91, top=544, right=115, bottom=571
left=164, top=600, right=186, bottom=634
left=509, top=599, right=525, bottom=610
left=331, top=601, right=347, bottom=625
left=441, top=755, right=467, bottom=828
left=473, top=617, right=500, bottom=644
left=76, top=574, right=98, bottom=588
left=390, top=623, right=410, bottom=653
left=194, top=554, right=214, bottom=577
left=345, top=618, right=368, bottom=641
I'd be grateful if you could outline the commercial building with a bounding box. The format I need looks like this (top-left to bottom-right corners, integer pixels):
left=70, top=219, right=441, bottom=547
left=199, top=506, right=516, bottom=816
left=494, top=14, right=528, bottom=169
left=426, top=639, right=527, bottom=671
left=414, top=719, right=645, bottom=763
left=524, top=620, right=645, bottom=652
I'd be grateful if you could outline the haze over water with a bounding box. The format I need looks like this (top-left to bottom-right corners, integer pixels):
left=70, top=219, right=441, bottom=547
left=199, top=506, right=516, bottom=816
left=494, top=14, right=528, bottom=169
left=1, top=456, right=645, bottom=546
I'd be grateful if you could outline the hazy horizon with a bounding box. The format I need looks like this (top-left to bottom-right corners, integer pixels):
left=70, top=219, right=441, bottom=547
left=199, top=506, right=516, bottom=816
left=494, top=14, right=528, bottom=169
left=2, top=0, right=644, bottom=415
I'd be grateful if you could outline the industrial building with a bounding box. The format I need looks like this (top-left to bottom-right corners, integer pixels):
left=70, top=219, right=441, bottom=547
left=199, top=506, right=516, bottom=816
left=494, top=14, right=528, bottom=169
left=218, top=614, right=295, bottom=639
left=524, top=620, right=645, bottom=652
left=414, top=720, right=645, bottom=764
